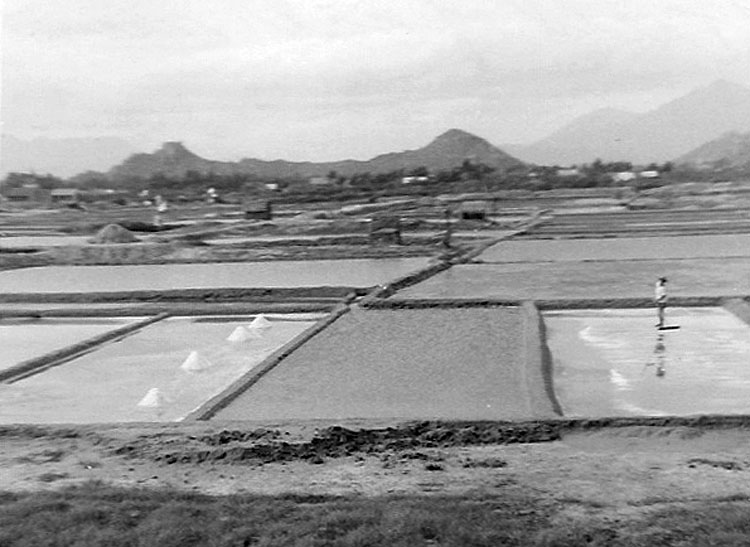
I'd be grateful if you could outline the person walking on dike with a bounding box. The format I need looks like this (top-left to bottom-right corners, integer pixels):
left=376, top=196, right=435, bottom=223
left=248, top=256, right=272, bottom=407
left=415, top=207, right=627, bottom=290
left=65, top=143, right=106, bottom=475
left=655, top=276, right=668, bottom=328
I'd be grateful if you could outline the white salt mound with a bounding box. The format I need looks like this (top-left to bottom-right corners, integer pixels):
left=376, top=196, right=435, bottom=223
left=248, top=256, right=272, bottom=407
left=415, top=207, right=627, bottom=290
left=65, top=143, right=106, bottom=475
left=180, top=350, right=213, bottom=372
left=248, top=314, right=272, bottom=330
left=226, top=325, right=251, bottom=343
left=137, top=387, right=166, bottom=408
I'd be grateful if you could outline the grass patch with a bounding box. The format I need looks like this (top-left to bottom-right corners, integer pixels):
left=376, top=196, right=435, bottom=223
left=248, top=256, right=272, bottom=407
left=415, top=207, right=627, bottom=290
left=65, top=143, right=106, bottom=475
left=3, top=483, right=750, bottom=546
left=37, top=472, right=70, bottom=483
left=15, top=449, right=67, bottom=465
left=0, top=482, right=545, bottom=547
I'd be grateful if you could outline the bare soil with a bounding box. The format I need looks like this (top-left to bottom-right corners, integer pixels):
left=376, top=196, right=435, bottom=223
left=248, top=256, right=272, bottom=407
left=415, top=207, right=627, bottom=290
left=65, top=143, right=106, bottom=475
left=3, top=419, right=750, bottom=527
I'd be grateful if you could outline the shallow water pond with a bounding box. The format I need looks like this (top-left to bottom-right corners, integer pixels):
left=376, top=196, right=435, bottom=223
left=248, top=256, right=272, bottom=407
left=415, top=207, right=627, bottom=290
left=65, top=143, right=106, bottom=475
left=0, top=317, right=142, bottom=371
left=545, top=307, right=750, bottom=417
left=0, top=235, right=92, bottom=248
left=0, top=258, right=431, bottom=293
left=479, top=234, right=750, bottom=263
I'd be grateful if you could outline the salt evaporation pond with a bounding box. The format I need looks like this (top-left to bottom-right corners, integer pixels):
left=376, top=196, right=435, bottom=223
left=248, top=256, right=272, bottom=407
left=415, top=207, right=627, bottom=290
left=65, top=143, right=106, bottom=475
left=216, top=308, right=558, bottom=421
left=0, top=258, right=431, bottom=293
left=0, top=314, right=320, bottom=423
left=395, top=259, right=750, bottom=300
left=0, top=235, right=92, bottom=248
left=478, top=234, right=750, bottom=263
left=0, top=317, right=142, bottom=371
left=545, top=307, right=750, bottom=417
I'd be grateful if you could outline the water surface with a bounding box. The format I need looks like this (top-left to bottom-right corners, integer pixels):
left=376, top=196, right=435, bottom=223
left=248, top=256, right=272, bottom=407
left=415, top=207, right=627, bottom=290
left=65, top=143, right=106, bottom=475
left=545, top=307, right=750, bottom=417
left=0, top=317, right=141, bottom=371
left=0, top=258, right=431, bottom=293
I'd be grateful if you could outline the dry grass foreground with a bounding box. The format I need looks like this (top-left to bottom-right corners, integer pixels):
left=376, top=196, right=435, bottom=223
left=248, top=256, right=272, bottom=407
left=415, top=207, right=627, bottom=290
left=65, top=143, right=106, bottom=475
left=3, top=420, right=750, bottom=545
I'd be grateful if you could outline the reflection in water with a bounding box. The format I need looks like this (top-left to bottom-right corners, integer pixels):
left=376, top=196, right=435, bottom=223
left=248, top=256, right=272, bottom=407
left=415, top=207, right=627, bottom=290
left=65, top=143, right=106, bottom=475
left=647, top=333, right=667, bottom=378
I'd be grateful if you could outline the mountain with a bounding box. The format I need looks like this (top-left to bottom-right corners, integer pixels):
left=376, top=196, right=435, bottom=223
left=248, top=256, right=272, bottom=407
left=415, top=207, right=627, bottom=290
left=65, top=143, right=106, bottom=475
left=108, top=141, right=235, bottom=180
left=676, top=131, right=750, bottom=168
left=106, top=130, right=524, bottom=181
left=508, top=80, right=750, bottom=165
left=1, top=135, right=136, bottom=178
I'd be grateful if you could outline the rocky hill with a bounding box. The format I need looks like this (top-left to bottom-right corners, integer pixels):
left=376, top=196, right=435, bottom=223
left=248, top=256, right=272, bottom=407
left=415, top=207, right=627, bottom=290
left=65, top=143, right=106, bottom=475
left=676, top=131, right=750, bottom=168
left=105, top=129, right=524, bottom=181
left=107, top=142, right=234, bottom=180
left=506, top=80, right=750, bottom=165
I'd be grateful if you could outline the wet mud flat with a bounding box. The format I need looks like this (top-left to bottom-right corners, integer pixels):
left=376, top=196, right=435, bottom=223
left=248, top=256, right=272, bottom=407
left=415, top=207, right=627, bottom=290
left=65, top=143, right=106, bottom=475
left=0, top=315, right=319, bottom=424
left=545, top=307, right=750, bottom=417
left=215, top=307, right=557, bottom=421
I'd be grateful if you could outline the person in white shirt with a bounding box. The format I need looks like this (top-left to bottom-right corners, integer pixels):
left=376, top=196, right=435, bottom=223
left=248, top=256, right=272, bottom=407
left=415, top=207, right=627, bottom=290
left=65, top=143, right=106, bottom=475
left=655, top=277, right=668, bottom=328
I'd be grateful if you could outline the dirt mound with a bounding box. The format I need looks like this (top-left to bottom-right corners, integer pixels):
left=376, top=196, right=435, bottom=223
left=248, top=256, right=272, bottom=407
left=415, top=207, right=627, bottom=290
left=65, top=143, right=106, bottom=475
left=131, top=422, right=562, bottom=465
left=89, top=223, right=140, bottom=244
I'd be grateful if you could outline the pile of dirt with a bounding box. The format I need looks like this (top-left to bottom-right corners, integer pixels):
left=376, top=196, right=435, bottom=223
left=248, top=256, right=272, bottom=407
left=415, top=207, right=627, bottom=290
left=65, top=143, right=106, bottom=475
left=89, top=223, right=140, bottom=244
left=121, top=422, right=562, bottom=465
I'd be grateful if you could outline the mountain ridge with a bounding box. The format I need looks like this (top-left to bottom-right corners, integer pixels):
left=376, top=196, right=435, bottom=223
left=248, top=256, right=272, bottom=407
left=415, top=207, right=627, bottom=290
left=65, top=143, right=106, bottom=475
left=676, top=130, right=750, bottom=168
left=507, top=80, right=750, bottom=165
left=105, top=129, right=525, bottom=181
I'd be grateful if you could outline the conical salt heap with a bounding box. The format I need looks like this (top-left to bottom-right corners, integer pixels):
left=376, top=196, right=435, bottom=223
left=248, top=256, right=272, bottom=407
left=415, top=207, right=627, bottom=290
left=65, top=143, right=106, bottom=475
left=248, top=314, right=272, bottom=330
left=226, top=325, right=252, bottom=343
left=137, top=387, right=166, bottom=408
left=89, top=223, right=140, bottom=244
left=180, top=350, right=213, bottom=373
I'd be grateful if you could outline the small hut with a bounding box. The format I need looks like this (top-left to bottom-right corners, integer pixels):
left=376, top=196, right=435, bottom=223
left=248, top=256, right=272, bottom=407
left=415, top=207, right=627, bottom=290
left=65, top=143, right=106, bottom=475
left=245, top=200, right=272, bottom=220
left=459, top=201, right=491, bottom=221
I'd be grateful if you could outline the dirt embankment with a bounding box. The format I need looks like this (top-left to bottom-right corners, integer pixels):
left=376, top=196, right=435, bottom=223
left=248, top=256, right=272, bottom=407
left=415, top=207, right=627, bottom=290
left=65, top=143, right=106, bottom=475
left=94, top=416, right=750, bottom=466
left=0, top=240, right=445, bottom=272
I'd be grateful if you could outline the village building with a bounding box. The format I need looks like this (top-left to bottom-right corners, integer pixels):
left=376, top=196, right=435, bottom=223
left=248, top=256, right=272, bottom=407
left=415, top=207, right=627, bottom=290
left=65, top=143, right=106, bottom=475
left=611, top=171, right=637, bottom=183
left=401, top=176, right=430, bottom=185
left=50, top=188, right=81, bottom=205
left=459, top=200, right=492, bottom=221
left=555, top=168, right=581, bottom=178
left=639, top=170, right=661, bottom=179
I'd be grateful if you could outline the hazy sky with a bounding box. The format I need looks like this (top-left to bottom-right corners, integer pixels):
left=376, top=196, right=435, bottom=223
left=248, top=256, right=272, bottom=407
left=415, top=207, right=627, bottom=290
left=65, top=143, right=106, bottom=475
left=3, top=0, right=750, bottom=161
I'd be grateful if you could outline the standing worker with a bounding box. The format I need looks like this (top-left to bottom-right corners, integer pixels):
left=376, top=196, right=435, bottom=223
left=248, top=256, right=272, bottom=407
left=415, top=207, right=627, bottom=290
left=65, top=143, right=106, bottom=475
left=655, top=276, right=668, bottom=328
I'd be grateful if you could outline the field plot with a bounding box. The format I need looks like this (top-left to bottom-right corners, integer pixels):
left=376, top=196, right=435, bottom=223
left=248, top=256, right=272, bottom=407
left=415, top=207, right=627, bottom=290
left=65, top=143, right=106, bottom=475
left=0, top=317, right=143, bottom=371
left=395, top=258, right=750, bottom=300
left=215, top=307, right=556, bottom=421
left=0, top=258, right=430, bottom=293
left=0, top=235, right=92, bottom=248
left=479, top=234, right=750, bottom=263
left=544, top=308, right=750, bottom=417
left=0, top=315, right=320, bottom=423
left=523, top=209, right=750, bottom=238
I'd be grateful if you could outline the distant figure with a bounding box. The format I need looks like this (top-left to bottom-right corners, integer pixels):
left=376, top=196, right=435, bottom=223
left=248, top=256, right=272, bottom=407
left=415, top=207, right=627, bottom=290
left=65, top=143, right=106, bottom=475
left=154, top=195, right=168, bottom=227
left=655, top=276, right=668, bottom=328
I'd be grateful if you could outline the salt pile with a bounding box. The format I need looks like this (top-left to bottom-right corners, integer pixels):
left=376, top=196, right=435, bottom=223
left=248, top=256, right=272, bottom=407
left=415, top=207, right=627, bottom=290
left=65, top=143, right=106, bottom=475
left=137, top=387, right=166, bottom=408
left=248, top=314, right=272, bottom=331
left=89, top=223, right=140, bottom=244
left=226, top=325, right=252, bottom=343
left=180, top=350, right=213, bottom=372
